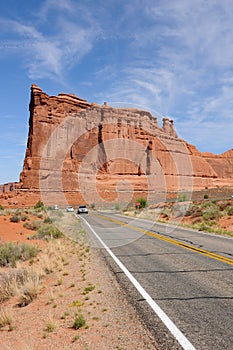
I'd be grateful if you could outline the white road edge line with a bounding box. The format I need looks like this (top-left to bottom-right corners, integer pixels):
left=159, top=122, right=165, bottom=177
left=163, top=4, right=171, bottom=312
left=80, top=216, right=197, bottom=350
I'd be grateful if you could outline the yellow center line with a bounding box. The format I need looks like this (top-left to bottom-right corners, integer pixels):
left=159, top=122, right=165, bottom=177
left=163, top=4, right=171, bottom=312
left=96, top=213, right=233, bottom=266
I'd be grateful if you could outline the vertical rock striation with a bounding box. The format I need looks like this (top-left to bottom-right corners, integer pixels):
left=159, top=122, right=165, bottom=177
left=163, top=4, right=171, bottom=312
left=1, top=84, right=233, bottom=207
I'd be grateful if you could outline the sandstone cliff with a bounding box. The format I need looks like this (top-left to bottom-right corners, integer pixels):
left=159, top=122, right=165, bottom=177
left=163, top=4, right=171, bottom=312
left=1, top=85, right=233, bottom=207
left=203, top=149, right=233, bottom=185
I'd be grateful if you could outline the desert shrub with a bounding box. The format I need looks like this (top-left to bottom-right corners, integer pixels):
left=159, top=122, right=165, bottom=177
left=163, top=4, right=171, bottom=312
left=196, top=222, right=213, bottom=232
left=0, top=268, right=41, bottom=305
left=135, top=197, right=147, bottom=209
left=32, top=224, right=63, bottom=240
left=0, top=307, right=12, bottom=329
left=192, top=222, right=231, bottom=236
left=73, top=313, right=86, bottom=329
left=203, top=194, right=209, bottom=199
left=90, top=203, right=95, bottom=209
left=34, top=200, right=44, bottom=210
left=43, top=216, right=53, bottom=224
left=18, top=275, right=41, bottom=307
left=115, top=203, right=120, bottom=210
left=23, top=220, right=41, bottom=231
left=21, top=215, right=28, bottom=222
left=202, top=206, right=222, bottom=220
left=178, top=193, right=188, bottom=202
left=201, top=201, right=213, bottom=208
left=226, top=206, right=233, bottom=216
left=0, top=272, right=17, bottom=302
left=34, top=200, right=45, bottom=212
left=0, top=205, right=4, bottom=210
left=10, top=214, right=20, bottom=223
left=83, top=285, right=95, bottom=295
left=0, top=269, right=31, bottom=302
left=45, top=320, right=56, bottom=332
left=0, top=242, right=39, bottom=267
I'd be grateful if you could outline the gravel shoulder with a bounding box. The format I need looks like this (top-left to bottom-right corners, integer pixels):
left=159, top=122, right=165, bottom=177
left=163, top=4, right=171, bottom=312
left=0, top=234, right=159, bottom=350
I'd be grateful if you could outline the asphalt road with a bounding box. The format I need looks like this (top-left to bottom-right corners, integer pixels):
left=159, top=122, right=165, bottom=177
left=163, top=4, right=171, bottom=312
left=80, top=212, right=233, bottom=350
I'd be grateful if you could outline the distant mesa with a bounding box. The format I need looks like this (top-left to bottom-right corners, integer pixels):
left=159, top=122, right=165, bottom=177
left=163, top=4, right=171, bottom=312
left=1, top=84, right=233, bottom=207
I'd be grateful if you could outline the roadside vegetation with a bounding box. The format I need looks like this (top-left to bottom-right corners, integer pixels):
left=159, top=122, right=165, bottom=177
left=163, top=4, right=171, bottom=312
left=0, top=202, right=110, bottom=348
left=124, top=197, right=233, bottom=237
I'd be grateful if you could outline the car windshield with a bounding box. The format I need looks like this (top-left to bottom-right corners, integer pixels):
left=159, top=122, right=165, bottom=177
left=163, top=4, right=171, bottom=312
left=79, top=205, right=87, bottom=208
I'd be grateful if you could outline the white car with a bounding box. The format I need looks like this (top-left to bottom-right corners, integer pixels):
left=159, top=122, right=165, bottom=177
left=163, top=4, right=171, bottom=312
left=66, top=206, right=74, bottom=212
left=77, top=205, right=88, bottom=214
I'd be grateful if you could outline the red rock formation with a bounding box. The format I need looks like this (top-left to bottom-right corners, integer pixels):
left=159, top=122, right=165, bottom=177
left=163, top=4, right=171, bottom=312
left=0, top=84, right=233, bottom=207
left=203, top=149, right=233, bottom=185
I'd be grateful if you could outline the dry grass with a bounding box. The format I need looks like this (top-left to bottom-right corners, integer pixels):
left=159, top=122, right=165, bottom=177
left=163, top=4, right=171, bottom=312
left=0, top=208, right=158, bottom=350
left=0, top=306, right=13, bottom=329
left=0, top=243, right=65, bottom=306
left=0, top=269, right=33, bottom=303
left=44, top=313, right=57, bottom=333
left=0, top=242, right=39, bottom=267
left=18, top=275, right=41, bottom=307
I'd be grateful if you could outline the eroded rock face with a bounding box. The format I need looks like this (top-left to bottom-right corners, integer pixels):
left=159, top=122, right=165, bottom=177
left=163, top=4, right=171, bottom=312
left=203, top=149, right=233, bottom=184
left=1, top=84, right=233, bottom=207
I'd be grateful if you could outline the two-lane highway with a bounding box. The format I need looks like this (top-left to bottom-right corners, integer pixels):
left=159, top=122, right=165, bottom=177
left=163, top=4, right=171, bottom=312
left=80, top=212, right=233, bottom=350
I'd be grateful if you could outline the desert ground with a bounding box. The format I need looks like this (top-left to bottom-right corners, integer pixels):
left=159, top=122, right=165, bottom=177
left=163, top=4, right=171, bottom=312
left=0, top=206, right=157, bottom=350
left=0, top=197, right=232, bottom=350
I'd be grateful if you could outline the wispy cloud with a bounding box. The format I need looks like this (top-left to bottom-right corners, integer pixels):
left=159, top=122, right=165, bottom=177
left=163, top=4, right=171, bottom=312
left=0, top=1, right=99, bottom=82
left=0, top=0, right=233, bottom=155
left=38, top=0, right=74, bottom=19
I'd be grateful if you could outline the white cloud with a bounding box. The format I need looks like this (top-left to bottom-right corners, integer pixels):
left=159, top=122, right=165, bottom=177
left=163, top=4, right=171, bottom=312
left=0, top=2, right=99, bottom=82
left=1, top=0, right=233, bottom=154
left=37, top=0, right=74, bottom=20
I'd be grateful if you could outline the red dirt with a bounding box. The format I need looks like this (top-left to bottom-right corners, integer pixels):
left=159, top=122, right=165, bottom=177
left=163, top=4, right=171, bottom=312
left=0, top=215, right=37, bottom=243
left=0, top=213, right=158, bottom=349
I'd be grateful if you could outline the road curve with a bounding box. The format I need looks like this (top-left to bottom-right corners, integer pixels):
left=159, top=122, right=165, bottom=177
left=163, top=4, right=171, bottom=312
left=80, top=212, right=233, bottom=350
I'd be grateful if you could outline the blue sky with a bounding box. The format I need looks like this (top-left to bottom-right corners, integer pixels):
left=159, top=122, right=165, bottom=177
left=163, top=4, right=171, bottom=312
left=0, top=0, right=233, bottom=184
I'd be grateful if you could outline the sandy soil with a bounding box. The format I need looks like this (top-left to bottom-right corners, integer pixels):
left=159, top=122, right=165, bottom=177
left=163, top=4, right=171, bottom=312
left=0, top=213, right=158, bottom=350
left=0, top=215, right=38, bottom=243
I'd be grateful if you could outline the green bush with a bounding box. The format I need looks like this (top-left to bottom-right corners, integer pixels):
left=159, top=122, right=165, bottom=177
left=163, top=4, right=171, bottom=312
left=202, top=206, right=222, bottom=220
left=21, top=215, right=28, bottom=222
left=34, top=200, right=45, bottom=211
left=178, top=193, right=188, bottom=202
left=0, top=205, right=4, bottom=210
left=203, top=194, right=209, bottom=199
left=195, top=222, right=213, bottom=232
left=10, top=214, right=20, bottom=223
left=115, top=203, right=120, bottom=210
left=201, top=201, right=214, bottom=208
left=32, top=224, right=63, bottom=240
left=23, top=220, right=41, bottom=231
left=73, top=313, right=86, bottom=329
left=135, top=197, right=147, bottom=209
left=43, top=217, right=53, bottom=224
left=0, top=242, right=39, bottom=267
left=226, top=206, right=233, bottom=216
